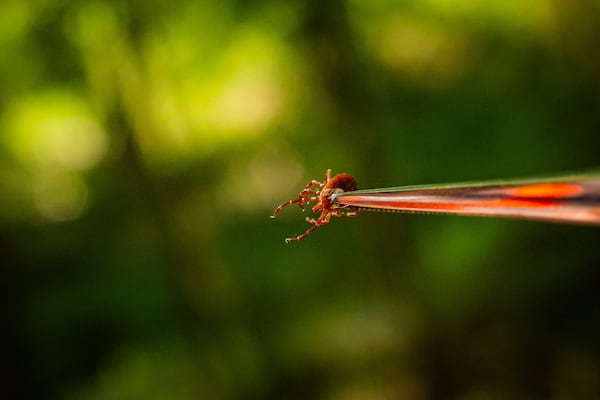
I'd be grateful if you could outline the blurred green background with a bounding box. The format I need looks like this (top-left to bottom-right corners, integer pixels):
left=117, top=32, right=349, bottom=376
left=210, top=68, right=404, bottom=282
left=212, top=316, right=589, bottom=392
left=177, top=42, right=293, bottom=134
left=2, top=0, right=600, bottom=399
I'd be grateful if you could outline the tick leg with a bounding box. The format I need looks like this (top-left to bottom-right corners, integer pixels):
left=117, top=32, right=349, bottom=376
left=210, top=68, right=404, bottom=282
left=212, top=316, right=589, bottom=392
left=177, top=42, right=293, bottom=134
left=271, top=198, right=304, bottom=218
left=285, top=224, right=320, bottom=243
left=298, top=180, right=324, bottom=198
left=271, top=195, right=321, bottom=217
left=305, top=216, right=320, bottom=225
left=329, top=205, right=359, bottom=218
left=306, top=180, right=325, bottom=189
left=307, top=210, right=332, bottom=225
left=272, top=179, right=324, bottom=217
left=297, top=187, right=321, bottom=209
left=285, top=211, right=333, bottom=243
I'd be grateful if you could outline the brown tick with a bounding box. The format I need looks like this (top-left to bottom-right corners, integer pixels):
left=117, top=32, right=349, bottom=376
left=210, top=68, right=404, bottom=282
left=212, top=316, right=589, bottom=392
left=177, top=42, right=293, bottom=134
left=271, top=169, right=359, bottom=243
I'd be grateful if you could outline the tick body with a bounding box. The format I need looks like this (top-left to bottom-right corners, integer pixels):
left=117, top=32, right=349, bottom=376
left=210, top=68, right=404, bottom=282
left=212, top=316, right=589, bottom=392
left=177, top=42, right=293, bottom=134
left=271, top=169, right=359, bottom=243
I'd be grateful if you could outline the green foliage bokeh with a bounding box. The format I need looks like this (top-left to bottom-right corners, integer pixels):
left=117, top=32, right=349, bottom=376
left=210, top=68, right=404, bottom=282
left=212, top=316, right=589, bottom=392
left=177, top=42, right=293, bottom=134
left=1, top=0, right=599, bottom=399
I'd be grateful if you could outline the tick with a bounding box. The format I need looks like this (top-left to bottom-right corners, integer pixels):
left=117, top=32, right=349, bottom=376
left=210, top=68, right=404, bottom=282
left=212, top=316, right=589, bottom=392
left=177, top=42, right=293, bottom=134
left=271, top=169, right=359, bottom=243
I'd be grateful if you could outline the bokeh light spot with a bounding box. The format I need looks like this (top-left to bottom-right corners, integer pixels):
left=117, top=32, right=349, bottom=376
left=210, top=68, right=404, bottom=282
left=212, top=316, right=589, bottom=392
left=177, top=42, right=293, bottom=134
left=33, top=173, right=88, bottom=222
left=4, top=90, right=107, bottom=172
